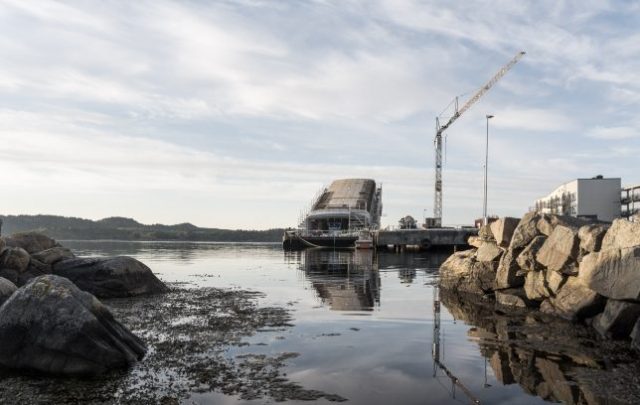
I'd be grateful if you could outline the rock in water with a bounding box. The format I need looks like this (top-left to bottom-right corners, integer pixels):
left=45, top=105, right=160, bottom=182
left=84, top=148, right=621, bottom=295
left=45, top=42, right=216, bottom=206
left=4, top=232, right=59, bottom=254
left=593, top=299, right=640, bottom=339
left=0, top=277, right=17, bottom=306
left=0, top=275, right=146, bottom=375
left=440, top=250, right=496, bottom=295
left=53, top=256, right=169, bottom=298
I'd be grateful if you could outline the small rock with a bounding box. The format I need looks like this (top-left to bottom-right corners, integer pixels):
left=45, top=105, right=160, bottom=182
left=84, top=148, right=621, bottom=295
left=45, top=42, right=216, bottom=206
left=0, top=247, right=30, bottom=273
left=495, top=248, right=524, bottom=289
left=476, top=242, right=503, bottom=262
left=496, top=288, right=536, bottom=308
left=509, top=212, right=542, bottom=251
left=593, top=299, right=640, bottom=339
left=578, top=224, right=609, bottom=254
left=31, top=247, right=76, bottom=265
left=490, top=217, right=520, bottom=248
left=468, top=236, right=482, bottom=248
left=478, top=224, right=495, bottom=241
left=516, top=235, right=547, bottom=272
left=0, top=275, right=146, bottom=375
left=0, top=277, right=17, bottom=306
left=536, top=225, right=579, bottom=272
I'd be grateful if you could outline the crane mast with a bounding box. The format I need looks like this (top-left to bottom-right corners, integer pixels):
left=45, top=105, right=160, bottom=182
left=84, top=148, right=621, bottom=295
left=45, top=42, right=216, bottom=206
left=430, top=51, right=525, bottom=227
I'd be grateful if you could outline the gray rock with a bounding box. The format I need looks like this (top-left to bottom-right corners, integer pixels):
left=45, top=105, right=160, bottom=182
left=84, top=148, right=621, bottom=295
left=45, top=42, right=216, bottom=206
left=440, top=250, right=496, bottom=295
left=602, top=218, right=640, bottom=250
left=536, top=225, right=579, bottom=272
left=509, top=212, right=541, bottom=251
left=0, top=277, right=17, bottom=306
left=31, top=247, right=76, bottom=265
left=495, top=248, right=524, bottom=289
left=496, top=288, right=536, bottom=308
left=476, top=242, right=503, bottom=262
left=539, top=277, right=604, bottom=321
left=578, top=247, right=640, bottom=300
left=53, top=256, right=169, bottom=298
left=0, top=275, right=146, bottom=375
left=578, top=224, right=609, bottom=253
left=0, top=247, right=30, bottom=273
left=593, top=299, right=640, bottom=339
left=4, top=232, right=60, bottom=254
left=516, top=235, right=547, bottom=272
left=490, top=217, right=520, bottom=248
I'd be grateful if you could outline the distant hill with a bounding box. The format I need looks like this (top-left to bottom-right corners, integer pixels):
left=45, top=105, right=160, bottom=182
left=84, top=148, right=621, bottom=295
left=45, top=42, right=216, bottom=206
left=0, top=215, right=285, bottom=242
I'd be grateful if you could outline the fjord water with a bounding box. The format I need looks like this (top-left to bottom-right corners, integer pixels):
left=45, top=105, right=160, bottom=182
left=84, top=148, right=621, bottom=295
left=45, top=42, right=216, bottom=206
left=64, top=241, right=550, bottom=404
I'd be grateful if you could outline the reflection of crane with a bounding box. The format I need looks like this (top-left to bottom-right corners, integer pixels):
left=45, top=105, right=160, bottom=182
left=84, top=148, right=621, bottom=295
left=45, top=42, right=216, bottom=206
left=428, top=51, right=526, bottom=228
left=432, top=286, right=481, bottom=404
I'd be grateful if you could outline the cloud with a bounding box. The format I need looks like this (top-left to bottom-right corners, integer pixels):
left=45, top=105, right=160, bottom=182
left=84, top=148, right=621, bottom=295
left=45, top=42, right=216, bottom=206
left=489, top=107, right=576, bottom=132
left=588, top=126, right=639, bottom=140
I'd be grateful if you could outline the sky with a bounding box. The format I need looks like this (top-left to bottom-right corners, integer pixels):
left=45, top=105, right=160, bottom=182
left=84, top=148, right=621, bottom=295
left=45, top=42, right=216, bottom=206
left=0, top=0, right=639, bottom=229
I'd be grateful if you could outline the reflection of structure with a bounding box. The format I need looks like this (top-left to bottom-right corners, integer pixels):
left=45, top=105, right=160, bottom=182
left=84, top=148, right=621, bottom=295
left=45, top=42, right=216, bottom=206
left=534, top=176, right=621, bottom=222
left=299, top=249, right=380, bottom=311
left=439, top=289, right=633, bottom=404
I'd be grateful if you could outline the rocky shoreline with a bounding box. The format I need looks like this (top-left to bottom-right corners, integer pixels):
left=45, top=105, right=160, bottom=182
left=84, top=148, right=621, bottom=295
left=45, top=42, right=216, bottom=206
left=440, top=213, right=640, bottom=348
left=0, top=231, right=168, bottom=376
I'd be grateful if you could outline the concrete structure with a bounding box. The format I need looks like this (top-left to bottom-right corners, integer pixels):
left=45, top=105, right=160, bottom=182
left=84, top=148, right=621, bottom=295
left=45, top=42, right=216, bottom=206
left=534, top=176, right=621, bottom=222
left=374, top=228, right=477, bottom=250
left=622, top=184, right=640, bottom=220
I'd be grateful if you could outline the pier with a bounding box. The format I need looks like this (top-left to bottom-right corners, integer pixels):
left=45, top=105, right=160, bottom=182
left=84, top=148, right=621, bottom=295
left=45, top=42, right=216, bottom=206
left=374, top=228, right=477, bottom=251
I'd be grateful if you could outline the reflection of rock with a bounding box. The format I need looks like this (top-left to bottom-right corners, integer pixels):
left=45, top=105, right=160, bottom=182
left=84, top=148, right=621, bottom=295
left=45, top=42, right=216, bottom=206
left=301, top=249, right=380, bottom=311
left=593, top=299, right=640, bottom=339
left=441, top=288, right=640, bottom=404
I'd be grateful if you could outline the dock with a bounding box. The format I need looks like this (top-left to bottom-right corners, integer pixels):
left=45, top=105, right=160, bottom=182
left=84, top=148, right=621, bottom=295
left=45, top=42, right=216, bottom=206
left=374, top=228, right=477, bottom=251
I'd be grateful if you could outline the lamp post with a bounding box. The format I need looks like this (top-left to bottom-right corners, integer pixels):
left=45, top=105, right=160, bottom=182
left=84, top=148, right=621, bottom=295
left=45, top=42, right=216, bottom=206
left=483, top=115, right=494, bottom=226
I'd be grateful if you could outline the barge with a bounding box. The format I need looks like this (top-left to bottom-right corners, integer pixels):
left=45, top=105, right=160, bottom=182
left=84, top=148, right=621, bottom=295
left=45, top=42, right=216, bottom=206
left=283, top=178, right=383, bottom=250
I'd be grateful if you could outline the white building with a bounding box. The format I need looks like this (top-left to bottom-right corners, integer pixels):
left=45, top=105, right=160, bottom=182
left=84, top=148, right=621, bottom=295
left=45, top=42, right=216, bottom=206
left=534, top=176, right=621, bottom=222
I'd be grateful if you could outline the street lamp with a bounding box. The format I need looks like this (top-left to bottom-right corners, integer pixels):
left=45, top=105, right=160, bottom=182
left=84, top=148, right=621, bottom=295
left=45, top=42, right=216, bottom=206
left=483, top=115, right=494, bottom=226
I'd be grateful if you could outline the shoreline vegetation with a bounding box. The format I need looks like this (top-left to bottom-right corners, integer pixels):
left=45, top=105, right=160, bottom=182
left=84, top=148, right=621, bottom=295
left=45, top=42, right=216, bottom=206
left=0, top=215, right=285, bottom=242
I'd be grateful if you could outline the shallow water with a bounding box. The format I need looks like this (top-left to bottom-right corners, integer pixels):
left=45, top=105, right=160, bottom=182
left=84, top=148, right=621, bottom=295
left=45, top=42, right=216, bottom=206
left=41, top=241, right=637, bottom=404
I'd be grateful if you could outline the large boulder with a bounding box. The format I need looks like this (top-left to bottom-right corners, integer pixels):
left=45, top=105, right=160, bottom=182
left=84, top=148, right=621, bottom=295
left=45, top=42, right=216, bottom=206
left=539, top=277, right=604, bottom=321
left=524, top=269, right=565, bottom=301
left=0, top=275, right=146, bottom=375
left=601, top=219, right=640, bottom=250
left=476, top=242, right=503, bottom=262
left=578, top=247, right=640, bottom=300
left=4, top=232, right=59, bottom=254
left=490, top=217, right=520, bottom=248
left=440, top=250, right=496, bottom=295
left=578, top=224, right=609, bottom=254
left=0, top=277, right=17, bottom=306
left=516, top=235, right=547, bottom=272
left=31, top=247, right=76, bottom=265
left=536, top=225, right=579, bottom=273
left=509, top=212, right=541, bottom=251
left=592, top=299, right=640, bottom=339
left=495, top=248, right=524, bottom=289
left=53, top=256, right=169, bottom=298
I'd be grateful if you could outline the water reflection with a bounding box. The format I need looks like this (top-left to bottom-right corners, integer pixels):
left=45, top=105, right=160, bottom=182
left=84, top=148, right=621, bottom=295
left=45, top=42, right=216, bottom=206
left=440, top=288, right=638, bottom=404
left=297, top=249, right=380, bottom=311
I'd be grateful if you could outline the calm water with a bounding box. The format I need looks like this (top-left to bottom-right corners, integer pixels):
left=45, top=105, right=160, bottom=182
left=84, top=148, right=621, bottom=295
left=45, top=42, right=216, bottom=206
left=60, top=241, right=577, bottom=404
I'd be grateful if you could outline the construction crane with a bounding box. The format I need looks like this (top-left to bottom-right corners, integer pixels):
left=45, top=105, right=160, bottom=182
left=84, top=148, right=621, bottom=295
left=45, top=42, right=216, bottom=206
left=428, top=51, right=526, bottom=228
